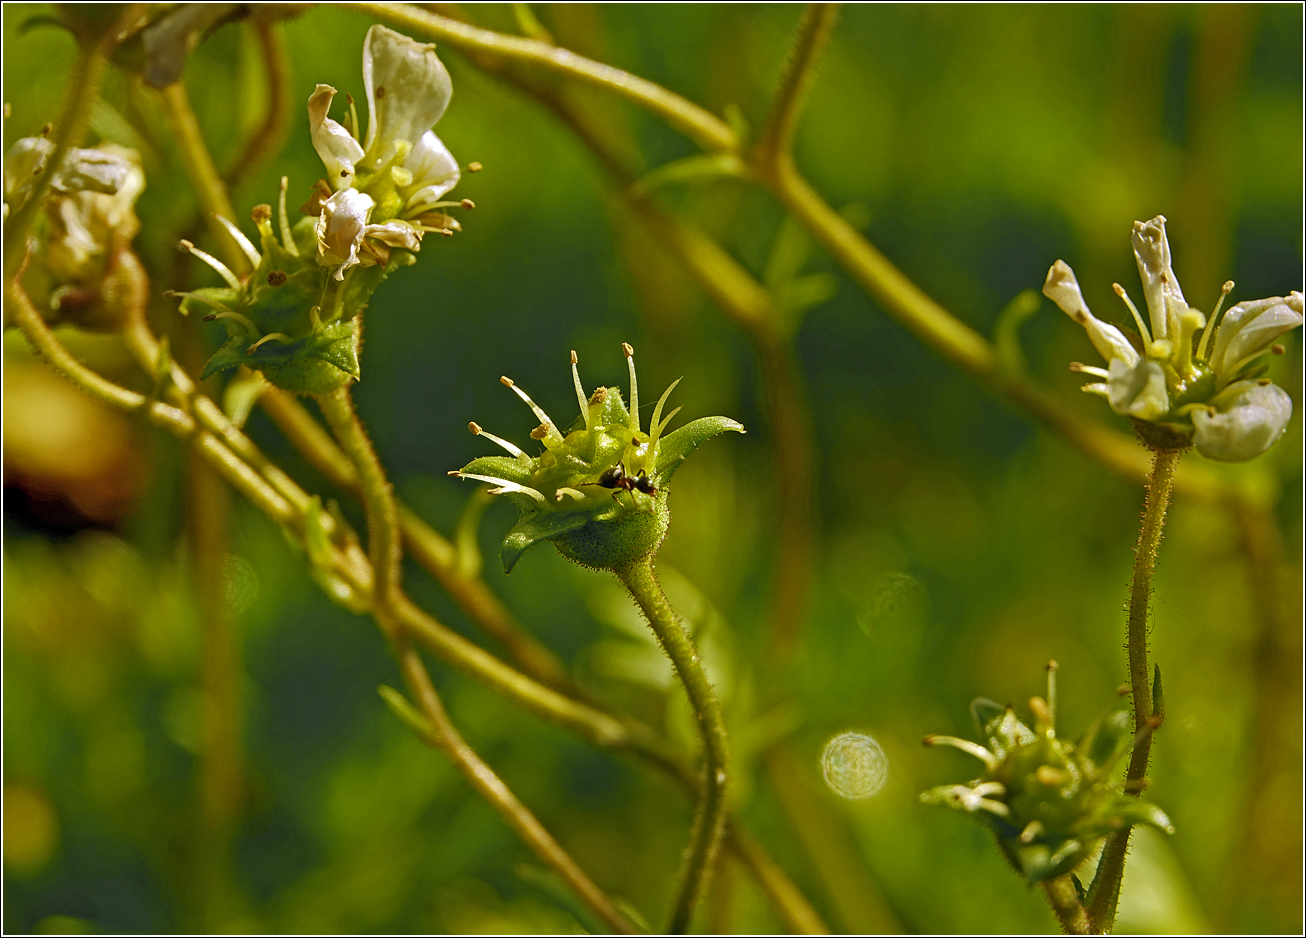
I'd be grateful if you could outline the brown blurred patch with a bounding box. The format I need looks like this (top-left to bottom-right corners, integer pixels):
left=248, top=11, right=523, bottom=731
left=3, top=361, right=147, bottom=527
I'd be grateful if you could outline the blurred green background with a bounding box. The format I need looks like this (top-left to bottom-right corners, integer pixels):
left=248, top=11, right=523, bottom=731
left=4, top=3, right=1301, bottom=933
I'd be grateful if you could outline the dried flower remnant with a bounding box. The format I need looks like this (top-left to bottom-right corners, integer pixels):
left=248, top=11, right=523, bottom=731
left=1044, top=216, right=1302, bottom=461
left=452, top=344, right=744, bottom=572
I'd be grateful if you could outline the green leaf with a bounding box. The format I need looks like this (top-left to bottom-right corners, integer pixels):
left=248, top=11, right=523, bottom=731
left=501, top=511, right=591, bottom=573
left=651, top=416, right=744, bottom=487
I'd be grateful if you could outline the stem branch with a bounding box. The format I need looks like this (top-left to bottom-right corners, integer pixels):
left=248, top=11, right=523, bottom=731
left=1045, top=875, right=1093, bottom=935
left=615, top=557, right=730, bottom=933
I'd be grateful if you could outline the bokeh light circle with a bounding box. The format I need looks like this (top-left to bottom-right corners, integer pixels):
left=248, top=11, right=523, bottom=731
left=821, top=732, right=888, bottom=799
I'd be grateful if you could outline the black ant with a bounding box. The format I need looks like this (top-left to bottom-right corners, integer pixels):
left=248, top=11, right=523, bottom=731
left=596, top=462, right=656, bottom=503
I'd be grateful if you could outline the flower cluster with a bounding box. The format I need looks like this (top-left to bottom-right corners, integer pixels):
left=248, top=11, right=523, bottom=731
left=306, top=25, right=461, bottom=280
left=452, top=345, right=744, bottom=572
left=921, top=665, right=1172, bottom=885
left=1045, top=216, right=1302, bottom=461
left=4, top=137, right=145, bottom=331
left=173, top=25, right=465, bottom=394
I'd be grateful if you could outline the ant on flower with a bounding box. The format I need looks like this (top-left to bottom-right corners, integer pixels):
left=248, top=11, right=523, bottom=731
left=596, top=461, right=656, bottom=505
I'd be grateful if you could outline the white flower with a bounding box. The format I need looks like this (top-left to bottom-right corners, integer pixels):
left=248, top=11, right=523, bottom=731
left=1044, top=217, right=1302, bottom=460
left=307, top=25, right=459, bottom=217
left=315, top=188, right=375, bottom=279
left=4, top=137, right=137, bottom=217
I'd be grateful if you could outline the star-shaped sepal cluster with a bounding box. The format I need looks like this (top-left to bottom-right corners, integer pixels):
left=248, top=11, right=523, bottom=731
left=920, top=664, right=1173, bottom=885
left=452, top=344, right=744, bottom=572
left=171, top=183, right=414, bottom=395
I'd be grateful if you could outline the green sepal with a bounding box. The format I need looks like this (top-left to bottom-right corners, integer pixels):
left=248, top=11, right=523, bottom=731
left=460, top=455, right=534, bottom=487
left=502, top=511, right=592, bottom=573
left=200, top=335, right=253, bottom=381
left=651, top=416, right=745, bottom=487
left=970, top=697, right=1006, bottom=735
left=1077, top=707, right=1131, bottom=771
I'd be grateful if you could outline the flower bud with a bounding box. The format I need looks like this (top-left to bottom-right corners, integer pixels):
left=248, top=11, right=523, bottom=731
left=1191, top=381, right=1293, bottom=462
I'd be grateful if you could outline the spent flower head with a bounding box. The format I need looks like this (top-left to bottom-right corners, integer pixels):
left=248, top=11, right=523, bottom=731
left=452, top=344, right=743, bottom=572
left=306, top=25, right=461, bottom=280
left=1044, top=216, right=1302, bottom=461
left=921, top=663, right=1173, bottom=885
left=4, top=137, right=145, bottom=331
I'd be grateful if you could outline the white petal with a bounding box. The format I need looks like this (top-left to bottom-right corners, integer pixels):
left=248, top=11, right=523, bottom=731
left=1107, top=359, right=1169, bottom=420
left=364, top=220, right=422, bottom=251
left=362, top=26, right=452, bottom=168
left=1193, top=381, right=1293, bottom=462
left=316, top=188, right=375, bottom=280
left=308, top=84, right=365, bottom=189
left=1131, top=216, right=1184, bottom=341
left=1208, top=294, right=1305, bottom=380
left=402, top=131, right=460, bottom=211
left=58, top=147, right=134, bottom=194
left=4, top=136, right=54, bottom=202
left=1044, top=260, right=1140, bottom=367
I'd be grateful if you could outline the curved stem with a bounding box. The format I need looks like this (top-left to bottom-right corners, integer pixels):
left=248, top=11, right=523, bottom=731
left=317, top=385, right=636, bottom=931
left=395, top=648, right=639, bottom=934
left=223, top=19, right=290, bottom=193
left=1088, top=446, right=1182, bottom=931
left=614, top=557, right=730, bottom=933
left=257, top=385, right=575, bottom=693
left=347, top=1, right=737, bottom=153
left=316, top=386, right=402, bottom=623
left=756, top=4, right=841, bottom=167
left=158, top=81, right=251, bottom=275
left=1044, top=875, right=1092, bottom=935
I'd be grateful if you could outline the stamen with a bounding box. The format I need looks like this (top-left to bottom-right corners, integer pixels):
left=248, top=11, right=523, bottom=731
left=203, top=310, right=260, bottom=337
left=1069, top=362, right=1110, bottom=379
left=178, top=239, right=242, bottom=291
left=1112, top=283, right=1152, bottom=346
left=164, top=289, right=232, bottom=315
left=213, top=215, right=260, bottom=269
left=570, top=351, right=590, bottom=429
left=1045, top=660, right=1058, bottom=730
left=246, top=332, right=293, bottom=354
left=655, top=406, right=682, bottom=438
left=1173, top=307, right=1206, bottom=375
left=346, top=93, right=361, bottom=143
left=461, top=199, right=475, bottom=210
left=453, top=472, right=548, bottom=504
left=555, top=487, right=586, bottom=502
left=922, top=734, right=998, bottom=771
left=1020, top=820, right=1045, bottom=844
left=1196, top=280, right=1235, bottom=361
left=1080, top=383, right=1110, bottom=400
left=500, top=376, right=562, bottom=443
left=648, top=377, right=682, bottom=460
left=976, top=798, right=1010, bottom=818
left=278, top=177, right=300, bottom=257
left=623, top=342, right=639, bottom=432
left=1035, top=765, right=1067, bottom=786
left=1029, top=696, right=1053, bottom=736
left=467, top=161, right=483, bottom=172
left=971, top=781, right=1006, bottom=798
left=469, top=421, right=531, bottom=463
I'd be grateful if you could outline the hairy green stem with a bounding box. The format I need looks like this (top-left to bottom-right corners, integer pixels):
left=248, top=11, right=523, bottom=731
left=756, top=4, right=841, bottom=167
left=1044, top=875, right=1092, bottom=935
left=615, top=557, right=730, bottom=933
left=316, top=387, right=402, bottom=623
left=1088, top=446, right=1181, bottom=932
